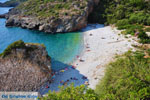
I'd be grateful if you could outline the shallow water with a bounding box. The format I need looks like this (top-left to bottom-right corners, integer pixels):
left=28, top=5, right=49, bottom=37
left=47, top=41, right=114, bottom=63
left=0, top=0, right=9, bottom=3
left=0, top=7, right=83, bottom=71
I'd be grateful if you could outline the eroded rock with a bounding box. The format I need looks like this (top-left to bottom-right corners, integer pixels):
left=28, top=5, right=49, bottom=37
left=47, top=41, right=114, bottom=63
left=5, top=0, right=99, bottom=33
left=0, top=40, right=52, bottom=91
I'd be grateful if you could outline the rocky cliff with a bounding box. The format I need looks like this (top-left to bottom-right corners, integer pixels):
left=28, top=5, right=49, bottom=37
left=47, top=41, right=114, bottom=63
left=0, top=0, right=26, bottom=7
left=0, top=40, right=52, bottom=91
left=5, top=0, right=99, bottom=33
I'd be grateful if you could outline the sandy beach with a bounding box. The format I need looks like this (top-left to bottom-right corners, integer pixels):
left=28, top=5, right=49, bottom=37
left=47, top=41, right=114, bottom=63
left=39, top=24, right=139, bottom=95
left=73, top=24, right=139, bottom=89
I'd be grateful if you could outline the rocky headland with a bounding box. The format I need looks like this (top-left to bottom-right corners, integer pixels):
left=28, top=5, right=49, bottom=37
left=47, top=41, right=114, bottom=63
left=0, top=0, right=26, bottom=7
left=0, top=40, right=52, bottom=91
left=3, top=0, right=99, bottom=33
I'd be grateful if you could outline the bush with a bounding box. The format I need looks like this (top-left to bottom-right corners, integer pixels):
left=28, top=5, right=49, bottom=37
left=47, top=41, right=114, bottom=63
left=146, top=16, right=150, bottom=25
left=122, top=24, right=143, bottom=35
left=0, top=40, right=25, bottom=57
left=138, top=30, right=150, bottom=43
left=40, top=84, right=99, bottom=100
left=129, top=12, right=147, bottom=24
left=95, top=51, right=150, bottom=100
left=116, top=19, right=130, bottom=29
left=121, top=25, right=150, bottom=43
left=145, top=27, right=150, bottom=32
left=129, top=0, right=145, bottom=9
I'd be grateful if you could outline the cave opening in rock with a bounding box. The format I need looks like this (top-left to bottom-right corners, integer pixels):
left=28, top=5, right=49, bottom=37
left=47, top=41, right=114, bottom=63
left=87, top=0, right=108, bottom=24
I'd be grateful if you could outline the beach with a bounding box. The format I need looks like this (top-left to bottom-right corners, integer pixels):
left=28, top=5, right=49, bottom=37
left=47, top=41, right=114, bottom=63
left=39, top=24, right=139, bottom=95
left=73, top=24, right=139, bottom=89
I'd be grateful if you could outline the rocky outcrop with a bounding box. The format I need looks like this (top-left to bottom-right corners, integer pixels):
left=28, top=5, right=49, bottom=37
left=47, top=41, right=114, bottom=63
left=0, top=40, right=52, bottom=91
left=5, top=0, right=99, bottom=33
left=0, top=14, right=6, bottom=18
left=0, top=0, right=26, bottom=7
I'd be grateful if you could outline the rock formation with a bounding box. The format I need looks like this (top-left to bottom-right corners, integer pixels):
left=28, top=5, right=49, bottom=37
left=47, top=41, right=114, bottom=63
left=0, top=0, right=26, bottom=7
left=0, top=40, right=52, bottom=91
left=4, top=0, right=99, bottom=33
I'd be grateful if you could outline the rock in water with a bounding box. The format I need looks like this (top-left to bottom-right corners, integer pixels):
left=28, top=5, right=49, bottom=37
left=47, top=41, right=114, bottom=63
left=5, top=0, right=99, bottom=33
left=0, top=40, right=52, bottom=91
left=0, top=14, right=6, bottom=18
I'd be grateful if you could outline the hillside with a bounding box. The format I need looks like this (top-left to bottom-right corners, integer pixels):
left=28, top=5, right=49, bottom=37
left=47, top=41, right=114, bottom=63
left=0, top=0, right=26, bottom=7
left=0, top=0, right=150, bottom=99
left=0, top=40, right=52, bottom=91
left=90, top=0, right=150, bottom=43
left=5, top=0, right=99, bottom=33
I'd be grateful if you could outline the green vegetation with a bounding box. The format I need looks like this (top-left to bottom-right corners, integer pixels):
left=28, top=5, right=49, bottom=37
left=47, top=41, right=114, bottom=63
left=95, top=50, right=150, bottom=100
left=0, top=40, right=43, bottom=58
left=16, top=0, right=87, bottom=19
left=40, top=84, right=99, bottom=100
left=0, top=40, right=25, bottom=57
left=89, top=0, right=150, bottom=43
left=0, top=0, right=26, bottom=7
left=145, top=27, right=150, bottom=32
left=1, top=1, right=149, bottom=99
left=39, top=49, right=150, bottom=100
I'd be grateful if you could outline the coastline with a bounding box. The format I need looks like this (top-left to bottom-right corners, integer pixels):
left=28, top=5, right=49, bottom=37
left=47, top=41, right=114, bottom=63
left=71, top=24, right=139, bottom=89
left=39, top=24, right=139, bottom=95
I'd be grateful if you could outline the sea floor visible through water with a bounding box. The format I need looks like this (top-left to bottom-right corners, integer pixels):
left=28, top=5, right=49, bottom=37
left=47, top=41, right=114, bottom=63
left=0, top=2, right=139, bottom=96
left=0, top=7, right=84, bottom=71
left=38, top=24, right=139, bottom=95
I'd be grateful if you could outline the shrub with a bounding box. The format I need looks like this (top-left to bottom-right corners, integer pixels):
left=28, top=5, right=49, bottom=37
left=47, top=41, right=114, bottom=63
left=138, top=30, right=150, bottom=43
left=116, top=19, right=130, bottom=29
left=145, top=27, right=150, bottom=32
left=95, top=51, right=150, bottom=100
left=40, top=84, right=99, bottom=100
left=146, top=16, right=150, bottom=25
left=129, top=12, right=147, bottom=24
left=0, top=40, right=25, bottom=57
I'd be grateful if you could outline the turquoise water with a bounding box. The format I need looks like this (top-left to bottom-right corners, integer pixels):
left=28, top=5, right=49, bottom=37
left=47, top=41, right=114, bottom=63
left=0, top=0, right=9, bottom=3
left=0, top=7, right=83, bottom=71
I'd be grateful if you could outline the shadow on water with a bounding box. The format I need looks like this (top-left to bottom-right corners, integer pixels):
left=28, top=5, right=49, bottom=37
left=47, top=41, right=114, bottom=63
left=39, top=60, right=88, bottom=95
left=51, top=58, right=72, bottom=72
left=39, top=24, right=105, bottom=95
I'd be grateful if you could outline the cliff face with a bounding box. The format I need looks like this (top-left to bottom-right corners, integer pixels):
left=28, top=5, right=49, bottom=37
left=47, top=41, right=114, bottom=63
left=5, top=0, right=99, bottom=33
left=0, top=40, right=51, bottom=91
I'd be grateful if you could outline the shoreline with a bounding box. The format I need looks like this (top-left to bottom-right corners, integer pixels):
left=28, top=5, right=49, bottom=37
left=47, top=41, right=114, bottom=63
left=39, top=24, right=139, bottom=95
left=71, top=24, right=139, bottom=89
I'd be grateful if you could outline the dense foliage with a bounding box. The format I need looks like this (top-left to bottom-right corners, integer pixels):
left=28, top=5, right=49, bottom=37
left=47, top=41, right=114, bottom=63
left=89, top=0, right=150, bottom=43
left=40, top=84, right=99, bottom=100
left=40, top=49, right=150, bottom=100
left=1, top=0, right=150, bottom=99
left=95, top=50, right=150, bottom=100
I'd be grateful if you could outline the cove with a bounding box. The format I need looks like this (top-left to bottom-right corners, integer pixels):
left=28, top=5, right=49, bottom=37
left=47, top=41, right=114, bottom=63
left=0, top=7, right=83, bottom=71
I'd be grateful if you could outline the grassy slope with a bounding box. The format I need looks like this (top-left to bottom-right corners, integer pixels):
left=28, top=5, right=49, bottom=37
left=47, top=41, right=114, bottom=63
left=95, top=50, right=150, bottom=100
left=89, top=1, right=150, bottom=99
left=16, top=0, right=88, bottom=19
